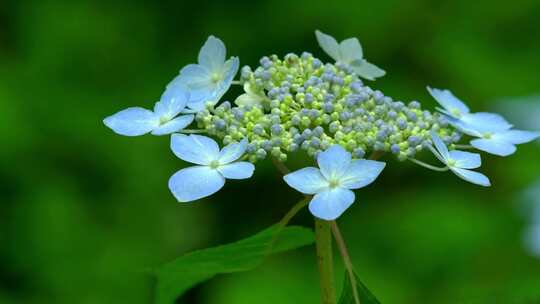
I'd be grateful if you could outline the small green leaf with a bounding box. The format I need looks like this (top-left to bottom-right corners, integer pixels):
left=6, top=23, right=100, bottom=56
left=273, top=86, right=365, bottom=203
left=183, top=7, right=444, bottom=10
left=338, top=271, right=381, bottom=304
left=154, top=225, right=314, bottom=304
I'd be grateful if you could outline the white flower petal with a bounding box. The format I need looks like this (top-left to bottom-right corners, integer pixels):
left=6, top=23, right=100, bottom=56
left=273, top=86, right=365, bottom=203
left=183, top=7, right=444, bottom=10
left=315, top=30, right=341, bottom=61
left=151, top=115, right=194, bottom=136
left=308, top=188, right=355, bottom=221
left=470, top=138, right=517, bottom=157
left=339, top=38, right=363, bottom=64
left=350, top=60, right=385, bottom=80
left=431, top=131, right=450, bottom=161
left=340, top=159, right=386, bottom=189
left=198, top=36, right=226, bottom=71
left=219, top=138, right=248, bottom=164
left=451, top=168, right=491, bottom=187
left=494, top=130, right=540, bottom=145
left=427, top=87, right=470, bottom=116
left=213, top=57, right=239, bottom=101
left=234, top=93, right=263, bottom=107
left=317, top=145, right=352, bottom=180
left=179, top=64, right=213, bottom=91
left=283, top=167, right=329, bottom=195
left=170, top=134, right=220, bottom=165
left=103, top=107, right=159, bottom=136
left=154, top=84, right=189, bottom=118
left=461, top=112, right=512, bottom=132
left=218, top=162, right=254, bottom=179
left=168, top=166, right=225, bottom=202
left=448, top=150, right=481, bottom=169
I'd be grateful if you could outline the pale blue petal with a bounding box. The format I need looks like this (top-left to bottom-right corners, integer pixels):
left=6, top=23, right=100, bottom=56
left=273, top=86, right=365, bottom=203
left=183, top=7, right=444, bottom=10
left=198, top=36, right=226, bottom=71
left=170, top=134, right=220, bottom=165
left=103, top=107, right=159, bottom=136
left=448, top=118, right=483, bottom=137
left=461, top=112, right=512, bottom=132
left=340, top=160, right=386, bottom=189
left=449, top=150, right=481, bottom=169
left=213, top=57, right=239, bottom=101
left=317, top=145, right=352, bottom=180
left=283, top=167, right=329, bottom=195
left=427, top=87, right=469, bottom=116
left=315, top=30, right=340, bottom=61
left=431, top=131, right=450, bottom=161
left=309, top=188, right=355, bottom=221
left=470, top=138, right=517, bottom=157
left=179, top=64, right=213, bottom=91
left=218, top=162, right=254, bottom=179
left=151, top=115, right=194, bottom=136
left=168, top=166, right=225, bottom=202
left=350, top=60, right=385, bottom=80
left=339, top=38, right=363, bottom=63
left=218, top=138, right=248, bottom=164
left=451, top=168, right=491, bottom=187
left=494, top=130, right=540, bottom=145
left=154, top=84, right=189, bottom=117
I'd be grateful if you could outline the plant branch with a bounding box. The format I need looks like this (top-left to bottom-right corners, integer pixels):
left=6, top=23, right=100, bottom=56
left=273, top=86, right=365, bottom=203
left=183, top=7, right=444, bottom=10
left=331, top=221, right=360, bottom=304
left=315, top=219, right=336, bottom=304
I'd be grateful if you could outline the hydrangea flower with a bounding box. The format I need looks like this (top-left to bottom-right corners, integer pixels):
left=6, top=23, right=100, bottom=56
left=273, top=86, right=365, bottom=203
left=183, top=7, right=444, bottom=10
left=283, top=145, right=385, bottom=220
left=168, top=134, right=254, bottom=202
left=168, top=36, right=239, bottom=111
left=103, top=85, right=194, bottom=136
left=427, top=87, right=512, bottom=131
left=315, top=30, right=385, bottom=80
left=430, top=132, right=491, bottom=187
left=234, top=82, right=267, bottom=107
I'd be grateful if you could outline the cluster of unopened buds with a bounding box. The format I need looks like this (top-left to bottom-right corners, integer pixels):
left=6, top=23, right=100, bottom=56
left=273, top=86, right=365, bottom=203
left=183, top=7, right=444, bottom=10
left=104, top=30, right=540, bottom=221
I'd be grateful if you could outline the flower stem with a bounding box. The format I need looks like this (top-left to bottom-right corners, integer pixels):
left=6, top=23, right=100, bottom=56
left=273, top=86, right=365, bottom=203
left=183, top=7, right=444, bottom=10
left=315, top=219, right=336, bottom=304
left=331, top=221, right=361, bottom=304
left=408, top=158, right=449, bottom=172
left=179, top=129, right=207, bottom=134
left=231, top=80, right=242, bottom=85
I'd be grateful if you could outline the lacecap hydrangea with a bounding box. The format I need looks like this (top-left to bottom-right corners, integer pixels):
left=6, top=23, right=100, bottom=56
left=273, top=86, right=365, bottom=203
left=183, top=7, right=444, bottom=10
left=104, top=30, right=540, bottom=221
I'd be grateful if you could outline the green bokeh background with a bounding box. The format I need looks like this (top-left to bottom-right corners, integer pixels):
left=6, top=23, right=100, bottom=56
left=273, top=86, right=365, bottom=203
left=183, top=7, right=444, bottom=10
left=2, top=1, right=540, bottom=303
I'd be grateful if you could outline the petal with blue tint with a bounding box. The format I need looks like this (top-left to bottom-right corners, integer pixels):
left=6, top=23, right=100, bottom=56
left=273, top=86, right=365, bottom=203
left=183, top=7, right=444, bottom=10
left=218, top=138, right=248, bottom=164
left=283, top=167, right=329, bottom=195
left=339, top=38, right=363, bottom=63
left=461, top=112, right=512, bottom=132
left=151, top=115, right=194, bottom=136
left=494, top=130, right=540, bottom=145
left=340, top=159, right=386, bottom=189
left=218, top=162, right=255, bottom=179
left=470, top=138, right=517, bottom=157
left=317, top=145, right=351, bottom=180
left=198, top=36, right=226, bottom=71
left=431, top=131, right=450, bottom=161
left=168, top=166, right=225, bottom=202
left=103, top=107, right=159, bottom=136
left=170, top=134, right=220, bottom=165
left=448, top=150, right=481, bottom=169
left=350, top=60, right=386, bottom=80
left=179, top=64, right=213, bottom=90
left=427, top=87, right=469, bottom=116
left=154, top=84, right=189, bottom=117
left=451, top=168, right=491, bottom=187
left=308, top=188, right=355, bottom=221
left=315, top=30, right=340, bottom=61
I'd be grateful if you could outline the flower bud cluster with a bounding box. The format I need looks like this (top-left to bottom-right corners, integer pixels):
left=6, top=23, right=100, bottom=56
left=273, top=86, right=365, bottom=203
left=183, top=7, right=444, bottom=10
left=196, top=53, right=460, bottom=162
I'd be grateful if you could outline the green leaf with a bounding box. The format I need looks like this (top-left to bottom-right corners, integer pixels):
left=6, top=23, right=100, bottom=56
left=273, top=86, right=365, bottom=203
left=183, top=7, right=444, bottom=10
left=154, top=225, right=314, bottom=304
left=338, top=271, right=381, bottom=304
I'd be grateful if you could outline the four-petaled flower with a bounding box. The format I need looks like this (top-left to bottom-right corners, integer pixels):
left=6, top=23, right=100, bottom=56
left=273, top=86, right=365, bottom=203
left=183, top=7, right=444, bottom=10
left=168, top=134, right=254, bottom=202
left=168, top=36, right=239, bottom=111
left=315, top=30, right=385, bottom=81
left=283, top=145, right=386, bottom=220
left=430, top=132, right=491, bottom=187
left=103, top=85, right=194, bottom=136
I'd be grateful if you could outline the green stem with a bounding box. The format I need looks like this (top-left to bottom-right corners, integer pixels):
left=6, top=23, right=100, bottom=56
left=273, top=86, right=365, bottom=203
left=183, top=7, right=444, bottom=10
left=408, top=158, right=449, bottom=172
left=331, top=221, right=361, bottom=304
left=179, top=129, right=207, bottom=134
left=315, top=219, right=336, bottom=304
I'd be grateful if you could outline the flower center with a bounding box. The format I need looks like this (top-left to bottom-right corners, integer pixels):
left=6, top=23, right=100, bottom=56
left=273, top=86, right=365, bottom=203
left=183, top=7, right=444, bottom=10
left=447, top=159, right=457, bottom=167
left=209, top=160, right=220, bottom=169
left=211, top=72, right=222, bottom=83
left=450, top=108, right=461, bottom=118
left=159, top=115, right=170, bottom=125
left=328, top=179, right=340, bottom=189
left=483, top=132, right=492, bottom=139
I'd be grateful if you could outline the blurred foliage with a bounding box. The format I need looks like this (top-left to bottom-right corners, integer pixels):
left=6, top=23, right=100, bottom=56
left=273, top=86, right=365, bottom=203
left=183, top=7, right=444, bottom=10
left=1, top=0, right=540, bottom=303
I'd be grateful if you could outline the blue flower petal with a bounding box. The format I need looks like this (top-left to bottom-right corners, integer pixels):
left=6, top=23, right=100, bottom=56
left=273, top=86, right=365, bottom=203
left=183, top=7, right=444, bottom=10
left=350, top=60, right=385, bottom=80
left=470, top=138, right=517, bottom=157
left=340, top=159, right=386, bottom=189
left=339, top=38, right=363, bottom=63
left=154, top=84, right=189, bottom=118
left=218, top=162, right=254, bottom=179
left=431, top=131, right=450, bottom=162
left=218, top=138, right=248, bottom=164
left=283, top=167, right=328, bottom=195
left=495, top=130, right=540, bottom=145
left=179, top=64, right=213, bottom=90
left=448, top=150, right=481, bottom=169
left=308, top=188, right=355, bottom=220
left=213, top=57, right=239, bottom=101
left=317, top=145, right=351, bottom=180
left=168, top=166, right=225, bottom=202
left=103, top=107, right=159, bottom=136
left=170, top=134, right=220, bottom=165
left=198, top=36, right=226, bottom=71
left=427, top=87, right=470, bottom=116
left=151, top=115, right=194, bottom=136
left=451, top=167, right=491, bottom=187
left=461, top=112, right=512, bottom=132
left=315, top=30, right=340, bottom=61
